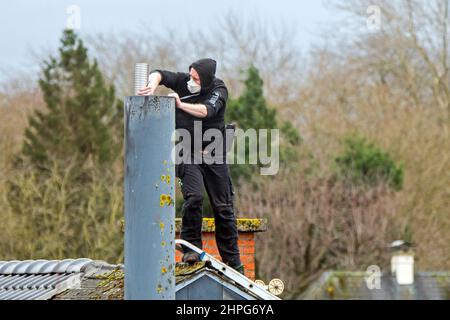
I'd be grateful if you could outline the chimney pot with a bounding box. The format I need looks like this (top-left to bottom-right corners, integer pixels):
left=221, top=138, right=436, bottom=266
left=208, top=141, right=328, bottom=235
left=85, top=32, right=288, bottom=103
left=391, top=254, right=414, bottom=285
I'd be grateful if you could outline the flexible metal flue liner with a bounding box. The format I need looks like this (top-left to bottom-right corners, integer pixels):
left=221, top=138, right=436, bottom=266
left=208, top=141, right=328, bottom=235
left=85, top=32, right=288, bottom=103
left=134, top=63, right=149, bottom=95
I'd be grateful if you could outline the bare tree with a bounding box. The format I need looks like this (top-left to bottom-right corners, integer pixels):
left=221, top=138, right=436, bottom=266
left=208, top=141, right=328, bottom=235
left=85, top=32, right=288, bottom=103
left=86, top=12, right=304, bottom=108
left=236, top=168, right=400, bottom=299
left=333, top=0, right=450, bottom=118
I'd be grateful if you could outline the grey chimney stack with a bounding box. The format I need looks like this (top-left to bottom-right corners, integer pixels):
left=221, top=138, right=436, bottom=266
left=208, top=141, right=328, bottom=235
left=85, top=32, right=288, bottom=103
left=124, top=95, right=176, bottom=299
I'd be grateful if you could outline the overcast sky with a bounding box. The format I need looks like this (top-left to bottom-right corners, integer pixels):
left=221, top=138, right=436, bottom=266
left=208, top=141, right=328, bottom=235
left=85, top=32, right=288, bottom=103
left=0, top=0, right=345, bottom=80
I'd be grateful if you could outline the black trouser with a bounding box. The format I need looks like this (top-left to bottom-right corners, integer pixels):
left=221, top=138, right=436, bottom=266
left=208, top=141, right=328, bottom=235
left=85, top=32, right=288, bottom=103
left=176, top=162, right=241, bottom=267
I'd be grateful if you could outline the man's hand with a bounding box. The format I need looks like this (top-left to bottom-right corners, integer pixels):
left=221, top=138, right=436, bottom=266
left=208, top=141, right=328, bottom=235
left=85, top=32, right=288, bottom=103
left=168, top=92, right=181, bottom=108
left=138, top=72, right=161, bottom=96
left=138, top=84, right=157, bottom=96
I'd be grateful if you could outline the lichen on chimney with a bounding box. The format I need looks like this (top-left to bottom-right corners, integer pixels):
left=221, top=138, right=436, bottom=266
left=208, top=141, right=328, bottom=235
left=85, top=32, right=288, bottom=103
left=174, top=218, right=267, bottom=233
left=121, top=218, right=267, bottom=233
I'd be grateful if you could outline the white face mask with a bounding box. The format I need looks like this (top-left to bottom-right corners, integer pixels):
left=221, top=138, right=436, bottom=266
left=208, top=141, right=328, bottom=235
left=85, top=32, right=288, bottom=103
left=187, top=78, right=201, bottom=94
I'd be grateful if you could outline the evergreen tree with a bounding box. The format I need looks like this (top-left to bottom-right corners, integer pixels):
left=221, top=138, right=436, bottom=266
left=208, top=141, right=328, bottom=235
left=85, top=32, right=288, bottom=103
left=226, top=65, right=301, bottom=183
left=335, top=136, right=404, bottom=190
left=6, top=30, right=124, bottom=259
left=227, top=66, right=277, bottom=130
left=22, top=29, right=122, bottom=171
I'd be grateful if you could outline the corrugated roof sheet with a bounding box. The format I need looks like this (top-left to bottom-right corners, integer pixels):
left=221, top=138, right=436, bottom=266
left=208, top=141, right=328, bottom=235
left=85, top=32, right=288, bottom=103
left=0, top=259, right=93, bottom=274
left=0, top=259, right=105, bottom=300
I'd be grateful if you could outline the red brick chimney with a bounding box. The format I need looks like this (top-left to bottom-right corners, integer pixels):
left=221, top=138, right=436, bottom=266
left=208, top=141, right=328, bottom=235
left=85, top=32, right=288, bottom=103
left=175, top=218, right=267, bottom=280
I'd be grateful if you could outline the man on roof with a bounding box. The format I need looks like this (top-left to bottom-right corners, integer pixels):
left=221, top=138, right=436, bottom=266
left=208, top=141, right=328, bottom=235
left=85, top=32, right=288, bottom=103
left=138, top=58, right=244, bottom=275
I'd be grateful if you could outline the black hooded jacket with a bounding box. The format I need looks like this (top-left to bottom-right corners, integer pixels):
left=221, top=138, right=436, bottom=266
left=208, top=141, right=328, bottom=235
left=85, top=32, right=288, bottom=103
left=151, top=58, right=228, bottom=133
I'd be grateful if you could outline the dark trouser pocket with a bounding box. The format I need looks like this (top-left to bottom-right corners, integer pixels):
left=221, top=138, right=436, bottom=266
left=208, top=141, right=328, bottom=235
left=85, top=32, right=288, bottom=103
left=175, top=163, right=185, bottom=179
left=229, top=176, right=235, bottom=196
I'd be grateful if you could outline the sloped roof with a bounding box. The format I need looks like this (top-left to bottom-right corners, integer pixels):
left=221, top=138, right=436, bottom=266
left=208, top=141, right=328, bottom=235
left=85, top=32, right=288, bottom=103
left=0, top=259, right=118, bottom=300
left=301, top=271, right=450, bottom=300
left=175, top=263, right=259, bottom=300
left=55, top=261, right=262, bottom=300
left=0, top=259, right=267, bottom=300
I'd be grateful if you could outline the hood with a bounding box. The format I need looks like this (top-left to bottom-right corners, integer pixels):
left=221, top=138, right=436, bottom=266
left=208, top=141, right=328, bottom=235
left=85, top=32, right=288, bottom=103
left=189, top=58, right=217, bottom=93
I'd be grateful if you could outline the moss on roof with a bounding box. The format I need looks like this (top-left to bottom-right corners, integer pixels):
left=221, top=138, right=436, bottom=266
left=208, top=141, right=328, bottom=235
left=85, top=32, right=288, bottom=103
left=91, top=268, right=124, bottom=300
left=88, top=262, right=209, bottom=300
left=175, top=262, right=208, bottom=283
